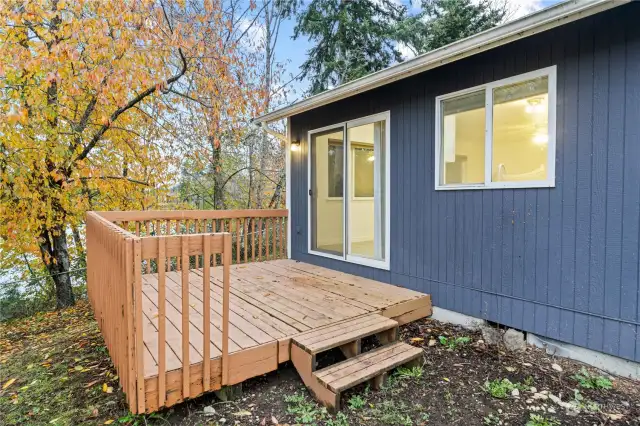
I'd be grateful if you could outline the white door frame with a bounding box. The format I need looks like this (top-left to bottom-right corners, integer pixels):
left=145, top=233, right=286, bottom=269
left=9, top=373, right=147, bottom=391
left=306, top=111, right=391, bottom=270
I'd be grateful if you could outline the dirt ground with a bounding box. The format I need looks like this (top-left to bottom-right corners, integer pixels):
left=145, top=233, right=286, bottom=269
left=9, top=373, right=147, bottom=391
left=1, top=302, right=639, bottom=425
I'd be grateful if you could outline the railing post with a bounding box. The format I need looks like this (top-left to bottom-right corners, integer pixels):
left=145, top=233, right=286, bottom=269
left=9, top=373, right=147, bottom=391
left=157, top=237, right=167, bottom=408
left=133, top=238, right=145, bottom=414
left=222, top=233, right=231, bottom=385
left=181, top=235, right=190, bottom=398
left=202, top=234, right=211, bottom=391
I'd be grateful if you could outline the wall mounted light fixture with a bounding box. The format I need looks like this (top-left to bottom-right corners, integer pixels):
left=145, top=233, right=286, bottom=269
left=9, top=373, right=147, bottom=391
left=290, top=140, right=301, bottom=152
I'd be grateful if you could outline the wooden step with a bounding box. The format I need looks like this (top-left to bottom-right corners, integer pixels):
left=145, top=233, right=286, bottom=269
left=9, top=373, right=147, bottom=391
left=313, top=341, right=423, bottom=394
left=292, top=313, right=398, bottom=355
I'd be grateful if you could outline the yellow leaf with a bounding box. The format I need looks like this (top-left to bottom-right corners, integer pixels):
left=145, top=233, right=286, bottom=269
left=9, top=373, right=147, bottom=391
left=2, top=378, right=16, bottom=390
left=104, top=420, right=114, bottom=425
left=410, top=337, right=424, bottom=342
left=102, top=383, right=113, bottom=393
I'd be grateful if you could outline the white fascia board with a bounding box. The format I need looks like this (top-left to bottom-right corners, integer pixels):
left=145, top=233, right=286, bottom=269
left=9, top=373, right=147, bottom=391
left=254, top=0, right=626, bottom=124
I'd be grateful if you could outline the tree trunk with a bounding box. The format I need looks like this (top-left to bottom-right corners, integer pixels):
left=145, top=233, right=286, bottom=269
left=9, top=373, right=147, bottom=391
left=39, top=225, right=75, bottom=309
left=268, top=172, right=285, bottom=208
left=210, top=136, right=226, bottom=210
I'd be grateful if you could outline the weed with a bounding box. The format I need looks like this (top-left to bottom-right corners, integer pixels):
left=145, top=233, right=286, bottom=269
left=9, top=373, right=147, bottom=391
left=395, top=365, right=423, bottom=379
left=572, top=368, right=613, bottom=390
left=525, top=413, right=560, bottom=426
left=438, top=336, right=471, bottom=350
left=483, top=378, right=531, bottom=399
left=117, top=412, right=163, bottom=425
left=573, top=389, right=600, bottom=412
left=483, top=413, right=503, bottom=425
left=348, top=394, right=366, bottom=410
left=284, top=392, right=325, bottom=424
left=326, top=412, right=349, bottom=426
left=368, top=400, right=413, bottom=425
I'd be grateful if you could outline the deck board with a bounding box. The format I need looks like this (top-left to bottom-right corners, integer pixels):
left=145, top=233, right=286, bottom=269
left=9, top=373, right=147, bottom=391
left=140, top=259, right=431, bottom=411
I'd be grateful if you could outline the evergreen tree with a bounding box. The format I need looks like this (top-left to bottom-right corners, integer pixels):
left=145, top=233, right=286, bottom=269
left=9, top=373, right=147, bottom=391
left=397, top=0, right=507, bottom=57
left=279, top=0, right=407, bottom=95
left=282, top=0, right=507, bottom=94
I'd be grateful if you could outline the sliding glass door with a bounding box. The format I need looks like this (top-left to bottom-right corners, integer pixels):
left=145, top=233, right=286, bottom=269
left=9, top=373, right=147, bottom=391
left=309, top=112, right=389, bottom=269
left=310, top=126, right=345, bottom=256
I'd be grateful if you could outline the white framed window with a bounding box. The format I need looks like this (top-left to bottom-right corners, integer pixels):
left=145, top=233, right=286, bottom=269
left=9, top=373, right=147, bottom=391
left=435, top=66, right=557, bottom=190
left=307, top=111, right=391, bottom=270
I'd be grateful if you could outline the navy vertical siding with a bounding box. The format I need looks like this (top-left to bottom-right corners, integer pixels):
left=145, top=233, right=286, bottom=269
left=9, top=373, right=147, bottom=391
left=289, top=5, right=640, bottom=363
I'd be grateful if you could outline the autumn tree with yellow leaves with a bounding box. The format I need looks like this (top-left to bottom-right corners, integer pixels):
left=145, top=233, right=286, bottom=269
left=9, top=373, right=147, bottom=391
left=0, top=0, right=262, bottom=309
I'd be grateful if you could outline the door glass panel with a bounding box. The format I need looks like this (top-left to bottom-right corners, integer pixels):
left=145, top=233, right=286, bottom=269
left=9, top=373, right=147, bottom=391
left=347, top=120, right=386, bottom=261
left=310, top=128, right=344, bottom=255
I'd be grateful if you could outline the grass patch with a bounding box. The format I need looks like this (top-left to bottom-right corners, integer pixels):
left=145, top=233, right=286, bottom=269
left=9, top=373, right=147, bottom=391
left=525, top=413, right=560, bottom=426
left=0, top=302, right=133, bottom=425
left=395, top=365, right=423, bottom=379
left=572, top=368, right=613, bottom=390
left=438, top=336, right=471, bottom=350
left=483, top=378, right=532, bottom=399
left=284, top=392, right=325, bottom=424
left=368, top=400, right=413, bottom=425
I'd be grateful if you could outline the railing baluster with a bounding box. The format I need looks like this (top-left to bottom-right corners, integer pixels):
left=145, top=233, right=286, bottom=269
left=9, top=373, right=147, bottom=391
left=181, top=236, right=190, bottom=398
left=265, top=218, right=270, bottom=260
left=158, top=237, right=166, bottom=407
left=202, top=234, right=211, bottom=391
left=279, top=217, right=285, bottom=259
left=243, top=218, right=248, bottom=264
left=258, top=219, right=263, bottom=261
left=176, top=221, right=182, bottom=271
left=251, top=218, right=256, bottom=262
left=235, top=218, right=240, bottom=264
left=272, top=218, right=276, bottom=260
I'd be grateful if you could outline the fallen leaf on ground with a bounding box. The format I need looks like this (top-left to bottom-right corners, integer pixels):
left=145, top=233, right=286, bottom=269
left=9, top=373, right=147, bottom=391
left=2, top=378, right=16, bottom=390
left=410, top=337, right=424, bottom=342
left=605, top=413, right=624, bottom=420
left=233, top=410, right=251, bottom=417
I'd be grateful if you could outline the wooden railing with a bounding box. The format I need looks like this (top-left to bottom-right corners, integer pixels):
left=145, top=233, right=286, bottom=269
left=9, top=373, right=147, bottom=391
left=86, top=212, right=138, bottom=410
left=98, top=209, right=288, bottom=269
left=86, top=209, right=287, bottom=414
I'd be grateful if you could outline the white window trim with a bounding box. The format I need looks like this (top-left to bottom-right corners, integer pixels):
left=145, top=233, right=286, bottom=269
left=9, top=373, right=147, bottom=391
left=307, top=111, right=391, bottom=270
left=434, top=65, right=557, bottom=191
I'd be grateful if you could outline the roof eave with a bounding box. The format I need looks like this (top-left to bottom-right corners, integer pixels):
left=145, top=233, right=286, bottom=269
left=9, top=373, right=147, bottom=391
left=254, top=0, right=626, bottom=124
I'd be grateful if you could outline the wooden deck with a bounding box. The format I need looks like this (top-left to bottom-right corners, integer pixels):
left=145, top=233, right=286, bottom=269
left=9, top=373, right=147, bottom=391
left=139, top=259, right=431, bottom=411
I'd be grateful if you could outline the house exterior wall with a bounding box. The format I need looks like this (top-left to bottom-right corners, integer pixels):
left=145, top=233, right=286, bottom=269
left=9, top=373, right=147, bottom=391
left=288, top=4, right=640, bottom=363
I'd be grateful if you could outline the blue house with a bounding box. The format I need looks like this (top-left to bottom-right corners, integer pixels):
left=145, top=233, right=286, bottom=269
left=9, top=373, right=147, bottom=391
left=255, top=0, right=640, bottom=369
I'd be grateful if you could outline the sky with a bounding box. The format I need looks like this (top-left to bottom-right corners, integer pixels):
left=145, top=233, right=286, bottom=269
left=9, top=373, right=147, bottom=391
left=271, top=0, right=564, bottom=98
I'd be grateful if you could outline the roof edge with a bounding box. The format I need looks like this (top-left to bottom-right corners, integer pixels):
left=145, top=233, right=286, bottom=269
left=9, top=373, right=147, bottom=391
left=255, top=0, right=626, bottom=124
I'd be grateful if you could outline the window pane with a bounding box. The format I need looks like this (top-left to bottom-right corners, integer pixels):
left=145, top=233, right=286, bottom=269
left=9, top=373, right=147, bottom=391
left=347, top=120, right=386, bottom=261
left=327, top=141, right=343, bottom=197
left=352, top=145, right=374, bottom=197
left=440, top=90, right=486, bottom=185
left=311, top=128, right=344, bottom=256
left=492, top=76, right=549, bottom=182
